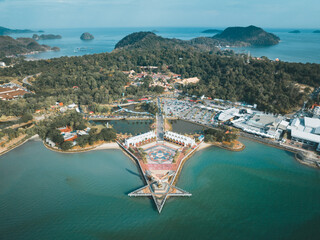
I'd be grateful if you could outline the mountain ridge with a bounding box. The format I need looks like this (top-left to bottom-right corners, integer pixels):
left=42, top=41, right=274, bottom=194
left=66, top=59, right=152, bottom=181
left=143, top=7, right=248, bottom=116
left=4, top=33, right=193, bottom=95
left=114, top=26, right=280, bottom=51
left=0, top=36, right=60, bottom=56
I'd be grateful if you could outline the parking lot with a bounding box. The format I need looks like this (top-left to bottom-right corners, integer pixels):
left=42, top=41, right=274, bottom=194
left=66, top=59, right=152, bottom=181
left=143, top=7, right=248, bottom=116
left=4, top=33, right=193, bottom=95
left=163, top=99, right=218, bottom=127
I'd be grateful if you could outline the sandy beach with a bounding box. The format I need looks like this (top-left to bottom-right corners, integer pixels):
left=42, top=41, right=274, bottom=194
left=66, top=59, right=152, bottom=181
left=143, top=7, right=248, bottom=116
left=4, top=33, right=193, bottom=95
left=94, top=142, right=120, bottom=150
left=197, top=142, right=212, bottom=151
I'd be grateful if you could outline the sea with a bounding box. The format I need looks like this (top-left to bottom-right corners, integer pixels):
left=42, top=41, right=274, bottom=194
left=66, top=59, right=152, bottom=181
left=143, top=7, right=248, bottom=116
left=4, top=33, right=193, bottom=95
left=7, top=27, right=320, bottom=63
left=1, top=139, right=320, bottom=240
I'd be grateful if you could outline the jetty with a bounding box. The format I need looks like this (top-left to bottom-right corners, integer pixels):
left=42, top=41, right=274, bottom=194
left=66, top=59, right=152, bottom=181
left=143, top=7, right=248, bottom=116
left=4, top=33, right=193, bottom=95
left=118, top=98, right=202, bottom=213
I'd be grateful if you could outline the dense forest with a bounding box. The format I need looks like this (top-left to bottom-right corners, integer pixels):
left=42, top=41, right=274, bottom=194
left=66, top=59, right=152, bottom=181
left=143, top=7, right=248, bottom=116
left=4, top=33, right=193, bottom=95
left=1, top=43, right=320, bottom=115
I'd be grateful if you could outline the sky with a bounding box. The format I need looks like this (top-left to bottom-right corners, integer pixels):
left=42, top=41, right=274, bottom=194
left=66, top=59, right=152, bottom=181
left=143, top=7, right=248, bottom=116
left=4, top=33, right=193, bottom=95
left=0, top=0, right=319, bottom=29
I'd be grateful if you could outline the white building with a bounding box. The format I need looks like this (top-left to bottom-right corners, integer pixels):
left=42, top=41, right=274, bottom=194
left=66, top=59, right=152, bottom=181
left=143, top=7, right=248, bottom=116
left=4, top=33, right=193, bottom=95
left=218, top=108, right=240, bottom=122
left=125, top=131, right=156, bottom=147
left=313, top=106, right=320, bottom=116
left=46, top=138, right=56, bottom=147
left=287, top=117, right=320, bottom=150
left=164, top=131, right=196, bottom=147
left=232, top=114, right=284, bottom=139
left=0, top=62, right=6, bottom=67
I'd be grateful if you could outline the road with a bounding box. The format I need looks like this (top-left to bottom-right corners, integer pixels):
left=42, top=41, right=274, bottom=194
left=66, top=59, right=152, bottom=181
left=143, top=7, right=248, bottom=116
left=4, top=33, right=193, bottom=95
left=156, top=97, right=164, bottom=140
left=22, top=73, right=41, bottom=86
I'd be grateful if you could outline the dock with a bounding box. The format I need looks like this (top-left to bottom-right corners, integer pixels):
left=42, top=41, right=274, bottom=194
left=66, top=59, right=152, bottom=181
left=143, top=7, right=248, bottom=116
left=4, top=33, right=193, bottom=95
left=117, top=98, right=200, bottom=213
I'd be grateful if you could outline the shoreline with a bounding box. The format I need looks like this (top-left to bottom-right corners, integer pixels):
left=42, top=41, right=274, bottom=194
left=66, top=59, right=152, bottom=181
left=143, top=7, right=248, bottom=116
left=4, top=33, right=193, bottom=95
left=0, top=134, right=39, bottom=157
left=1, top=126, right=319, bottom=170
left=171, top=141, right=244, bottom=185
left=240, top=133, right=320, bottom=169
left=43, top=141, right=120, bottom=154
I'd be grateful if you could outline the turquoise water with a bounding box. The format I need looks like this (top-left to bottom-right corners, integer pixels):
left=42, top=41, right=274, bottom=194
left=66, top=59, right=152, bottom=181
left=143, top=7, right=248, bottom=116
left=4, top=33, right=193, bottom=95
left=1, top=139, right=320, bottom=239
left=9, top=27, right=320, bottom=63
left=170, top=119, right=207, bottom=134
left=230, top=29, right=320, bottom=63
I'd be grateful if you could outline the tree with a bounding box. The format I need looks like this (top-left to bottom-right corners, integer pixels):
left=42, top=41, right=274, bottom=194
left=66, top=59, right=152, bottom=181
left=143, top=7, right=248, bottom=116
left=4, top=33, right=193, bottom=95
left=20, top=113, right=33, bottom=123
left=99, top=128, right=116, bottom=141
left=47, top=129, right=64, bottom=145
left=60, top=141, right=73, bottom=151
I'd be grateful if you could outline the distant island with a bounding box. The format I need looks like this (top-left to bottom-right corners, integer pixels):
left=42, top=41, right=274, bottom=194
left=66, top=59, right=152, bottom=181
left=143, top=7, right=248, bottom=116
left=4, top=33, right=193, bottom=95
left=313, top=30, right=320, bottom=33
left=0, top=26, right=41, bottom=35
left=0, top=36, right=60, bottom=56
left=80, top=32, right=94, bottom=40
left=212, top=25, right=280, bottom=46
left=32, top=34, right=62, bottom=40
left=115, top=25, right=280, bottom=50
left=201, top=29, right=222, bottom=34
left=289, top=30, right=301, bottom=33
left=114, top=31, right=222, bottom=52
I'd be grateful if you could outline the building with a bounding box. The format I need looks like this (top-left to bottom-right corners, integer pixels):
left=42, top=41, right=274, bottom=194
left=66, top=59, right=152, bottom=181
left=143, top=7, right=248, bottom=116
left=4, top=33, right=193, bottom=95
left=218, top=108, right=240, bottom=122
left=58, top=126, right=72, bottom=133
left=287, top=117, right=320, bottom=150
left=125, top=131, right=156, bottom=147
left=0, top=86, right=29, bottom=100
left=63, top=132, right=78, bottom=142
left=164, top=131, right=196, bottom=147
left=232, top=114, right=284, bottom=139
left=175, top=77, right=200, bottom=85
left=46, top=138, right=56, bottom=147
left=313, top=106, right=320, bottom=116
left=0, top=62, right=6, bottom=67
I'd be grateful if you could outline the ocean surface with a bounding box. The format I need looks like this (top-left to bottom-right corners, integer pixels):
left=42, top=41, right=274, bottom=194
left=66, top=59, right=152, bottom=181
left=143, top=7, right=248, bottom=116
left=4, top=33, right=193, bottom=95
left=1, top=139, right=320, bottom=240
left=8, top=27, right=320, bottom=63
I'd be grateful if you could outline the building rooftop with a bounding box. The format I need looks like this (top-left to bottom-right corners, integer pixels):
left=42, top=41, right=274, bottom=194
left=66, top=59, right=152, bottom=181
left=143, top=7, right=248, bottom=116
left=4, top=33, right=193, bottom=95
left=291, top=129, right=320, bottom=144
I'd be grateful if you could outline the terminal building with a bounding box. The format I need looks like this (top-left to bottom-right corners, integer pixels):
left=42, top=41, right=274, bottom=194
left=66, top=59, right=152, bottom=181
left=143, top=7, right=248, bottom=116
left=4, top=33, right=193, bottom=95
left=287, top=117, right=320, bottom=151
left=125, top=131, right=156, bottom=147
left=164, top=131, right=196, bottom=147
left=232, top=114, right=285, bottom=139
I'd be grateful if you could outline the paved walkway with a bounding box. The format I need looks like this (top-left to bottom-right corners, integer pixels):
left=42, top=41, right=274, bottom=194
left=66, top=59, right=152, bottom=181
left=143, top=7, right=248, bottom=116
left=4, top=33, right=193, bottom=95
left=156, top=97, right=164, bottom=140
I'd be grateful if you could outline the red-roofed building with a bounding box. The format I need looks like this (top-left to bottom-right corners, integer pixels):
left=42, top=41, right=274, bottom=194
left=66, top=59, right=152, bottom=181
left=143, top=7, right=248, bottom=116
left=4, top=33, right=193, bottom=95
left=64, top=134, right=78, bottom=142
left=58, top=126, right=72, bottom=133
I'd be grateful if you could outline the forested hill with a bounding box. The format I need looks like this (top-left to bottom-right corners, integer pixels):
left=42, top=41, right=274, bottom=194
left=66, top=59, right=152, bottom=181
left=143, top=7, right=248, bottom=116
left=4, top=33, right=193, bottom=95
left=0, top=36, right=60, bottom=56
left=114, top=31, right=221, bottom=52
left=115, top=26, right=280, bottom=50
left=213, top=25, right=280, bottom=46
left=1, top=48, right=320, bottom=115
